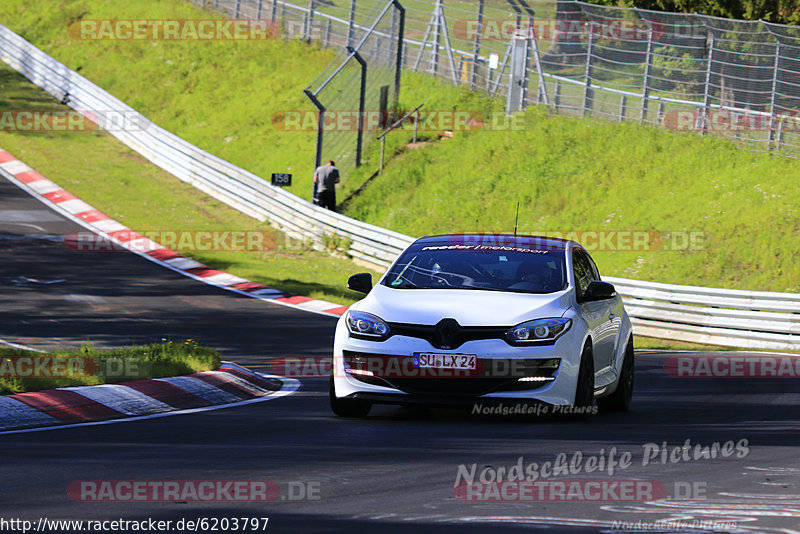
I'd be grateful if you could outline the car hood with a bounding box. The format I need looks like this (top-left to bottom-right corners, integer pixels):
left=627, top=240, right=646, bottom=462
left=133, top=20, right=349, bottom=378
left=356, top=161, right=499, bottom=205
left=353, top=284, right=573, bottom=326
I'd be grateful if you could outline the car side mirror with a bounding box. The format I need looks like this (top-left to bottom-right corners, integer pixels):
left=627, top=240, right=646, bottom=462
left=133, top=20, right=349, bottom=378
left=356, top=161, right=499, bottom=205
left=347, top=273, right=373, bottom=294
left=580, top=280, right=616, bottom=302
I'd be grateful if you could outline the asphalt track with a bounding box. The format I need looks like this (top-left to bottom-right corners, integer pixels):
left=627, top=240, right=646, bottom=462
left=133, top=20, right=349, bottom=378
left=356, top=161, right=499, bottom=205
left=1, top=176, right=799, bottom=534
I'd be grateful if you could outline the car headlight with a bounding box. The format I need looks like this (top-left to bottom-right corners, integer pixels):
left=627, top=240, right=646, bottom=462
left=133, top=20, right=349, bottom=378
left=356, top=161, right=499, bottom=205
left=346, top=311, right=391, bottom=340
left=506, top=318, right=571, bottom=345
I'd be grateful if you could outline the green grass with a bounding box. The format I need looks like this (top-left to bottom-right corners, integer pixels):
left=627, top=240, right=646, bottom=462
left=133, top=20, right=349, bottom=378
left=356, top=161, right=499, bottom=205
left=1, top=0, right=798, bottom=299
left=0, top=340, right=220, bottom=394
left=344, top=105, right=800, bottom=293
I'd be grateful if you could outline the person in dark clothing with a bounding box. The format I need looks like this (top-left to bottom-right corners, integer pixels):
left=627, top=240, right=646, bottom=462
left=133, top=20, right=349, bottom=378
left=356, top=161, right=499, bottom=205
left=313, top=160, right=340, bottom=211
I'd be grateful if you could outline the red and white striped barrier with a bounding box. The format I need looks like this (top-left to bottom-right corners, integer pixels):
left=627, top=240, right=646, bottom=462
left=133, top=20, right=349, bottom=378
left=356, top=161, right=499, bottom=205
left=0, top=362, right=294, bottom=432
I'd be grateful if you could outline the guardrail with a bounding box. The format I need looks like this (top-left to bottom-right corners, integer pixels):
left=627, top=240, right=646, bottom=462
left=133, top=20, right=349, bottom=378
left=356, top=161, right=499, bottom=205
left=605, top=277, right=800, bottom=351
left=0, top=22, right=798, bottom=351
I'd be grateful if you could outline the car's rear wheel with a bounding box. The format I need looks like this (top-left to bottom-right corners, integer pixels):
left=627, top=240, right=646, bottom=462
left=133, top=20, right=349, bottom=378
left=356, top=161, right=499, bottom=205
left=573, top=342, right=595, bottom=408
left=598, top=339, right=634, bottom=412
left=329, top=375, right=372, bottom=417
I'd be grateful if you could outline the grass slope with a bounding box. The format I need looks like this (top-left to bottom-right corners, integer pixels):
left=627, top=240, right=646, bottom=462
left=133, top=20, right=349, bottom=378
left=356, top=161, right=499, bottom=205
left=0, top=0, right=797, bottom=297
left=345, top=108, right=800, bottom=292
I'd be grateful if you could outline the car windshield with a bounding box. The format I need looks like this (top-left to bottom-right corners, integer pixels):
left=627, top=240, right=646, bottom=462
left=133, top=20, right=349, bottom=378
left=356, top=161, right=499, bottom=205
left=382, top=240, right=568, bottom=294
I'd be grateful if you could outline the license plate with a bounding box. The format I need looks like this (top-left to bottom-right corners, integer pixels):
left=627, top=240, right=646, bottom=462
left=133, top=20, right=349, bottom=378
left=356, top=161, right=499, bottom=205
left=413, top=353, right=477, bottom=370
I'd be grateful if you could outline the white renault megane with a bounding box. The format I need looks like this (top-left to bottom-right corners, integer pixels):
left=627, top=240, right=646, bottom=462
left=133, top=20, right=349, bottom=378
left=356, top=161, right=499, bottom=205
left=330, top=234, right=634, bottom=417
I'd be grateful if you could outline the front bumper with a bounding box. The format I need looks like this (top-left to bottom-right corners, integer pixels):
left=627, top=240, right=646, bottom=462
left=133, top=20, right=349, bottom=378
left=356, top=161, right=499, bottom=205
left=333, top=318, right=585, bottom=406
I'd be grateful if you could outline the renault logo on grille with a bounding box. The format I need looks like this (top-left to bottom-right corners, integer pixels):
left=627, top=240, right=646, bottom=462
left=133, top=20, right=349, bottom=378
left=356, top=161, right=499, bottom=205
left=434, top=318, right=461, bottom=349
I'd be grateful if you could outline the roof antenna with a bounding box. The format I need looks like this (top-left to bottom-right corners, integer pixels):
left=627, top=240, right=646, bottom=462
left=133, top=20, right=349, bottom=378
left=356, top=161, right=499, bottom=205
left=513, top=202, right=520, bottom=236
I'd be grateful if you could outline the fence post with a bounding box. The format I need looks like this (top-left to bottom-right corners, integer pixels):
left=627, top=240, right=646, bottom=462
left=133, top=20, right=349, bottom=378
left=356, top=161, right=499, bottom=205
left=349, top=46, right=368, bottom=168
left=430, top=0, right=442, bottom=76
left=307, top=0, right=315, bottom=43
left=582, top=23, right=595, bottom=118
left=234, top=0, right=241, bottom=18
left=640, top=29, right=653, bottom=123
left=324, top=18, right=332, bottom=47
left=256, top=0, right=263, bottom=20
left=347, top=0, right=357, bottom=48
left=768, top=42, right=781, bottom=150
left=413, top=107, right=419, bottom=143
left=776, top=117, right=784, bottom=151
left=304, top=90, right=326, bottom=172
left=619, top=95, right=627, bottom=122
left=380, top=136, right=386, bottom=173
left=700, top=34, right=715, bottom=134
left=393, top=1, right=405, bottom=106
left=554, top=81, right=561, bottom=112
left=269, top=0, right=276, bottom=21
left=471, top=0, right=484, bottom=90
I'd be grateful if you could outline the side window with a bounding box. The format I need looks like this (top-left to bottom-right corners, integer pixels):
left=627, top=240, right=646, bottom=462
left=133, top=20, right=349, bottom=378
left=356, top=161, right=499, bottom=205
left=586, top=254, right=601, bottom=280
left=572, top=250, right=595, bottom=297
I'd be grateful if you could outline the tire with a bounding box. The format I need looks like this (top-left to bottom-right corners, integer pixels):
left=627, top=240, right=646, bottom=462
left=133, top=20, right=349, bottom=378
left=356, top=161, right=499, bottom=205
left=573, top=342, right=595, bottom=408
left=598, top=339, right=634, bottom=413
left=329, top=375, right=371, bottom=418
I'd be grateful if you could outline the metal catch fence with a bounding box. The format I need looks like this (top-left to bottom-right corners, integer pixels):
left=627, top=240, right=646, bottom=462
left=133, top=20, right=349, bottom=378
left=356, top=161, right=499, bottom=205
left=195, top=0, right=800, bottom=161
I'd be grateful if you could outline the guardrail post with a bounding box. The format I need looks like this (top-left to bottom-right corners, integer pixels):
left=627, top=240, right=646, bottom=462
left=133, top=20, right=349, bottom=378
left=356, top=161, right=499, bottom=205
left=471, top=0, right=484, bottom=90
left=640, top=29, right=653, bottom=123
left=582, top=22, right=595, bottom=118
left=768, top=42, right=781, bottom=150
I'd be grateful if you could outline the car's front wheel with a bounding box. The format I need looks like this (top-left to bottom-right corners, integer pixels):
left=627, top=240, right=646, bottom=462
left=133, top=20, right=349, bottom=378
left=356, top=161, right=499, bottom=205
left=329, top=375, right=372, bottom=417
left=598, top=338, right=634, bottom=412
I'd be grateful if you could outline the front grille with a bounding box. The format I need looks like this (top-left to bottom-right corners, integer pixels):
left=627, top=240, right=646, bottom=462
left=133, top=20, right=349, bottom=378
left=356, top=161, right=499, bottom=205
left=343, top=351, right=559, bottom=396
left=387, top=321, right=507, bottom=350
